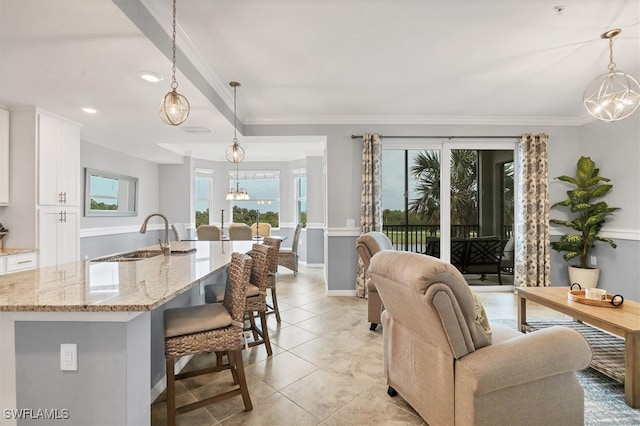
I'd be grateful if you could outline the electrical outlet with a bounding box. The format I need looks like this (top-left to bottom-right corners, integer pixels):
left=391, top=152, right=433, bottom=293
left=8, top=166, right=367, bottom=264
left=590, top=256, right=597, bottom=266
left=60, top=343, right=77, bottom=371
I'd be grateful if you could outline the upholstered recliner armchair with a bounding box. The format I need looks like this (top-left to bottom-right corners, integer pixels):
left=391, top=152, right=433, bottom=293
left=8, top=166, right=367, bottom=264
left=355, top=231, right=394, bottom=330
left=369, top=250, right=592, bottom=426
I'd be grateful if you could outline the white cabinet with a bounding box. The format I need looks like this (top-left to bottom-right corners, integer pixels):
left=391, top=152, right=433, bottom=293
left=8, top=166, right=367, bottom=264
left=0, top=108, right=9, bottom=205
left=2, top=251, right=38, bottom=275
left=38, top=208, right=79, bottom=268
left=38, top=113, right=80, bottom=206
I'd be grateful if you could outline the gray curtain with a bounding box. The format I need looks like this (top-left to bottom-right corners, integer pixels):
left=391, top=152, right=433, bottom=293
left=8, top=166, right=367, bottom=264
left=515, top=133, right=550, bottom=287
left=356, top=133, right=382, bottom=298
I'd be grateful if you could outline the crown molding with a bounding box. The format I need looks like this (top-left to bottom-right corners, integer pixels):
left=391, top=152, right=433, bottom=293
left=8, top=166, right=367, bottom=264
left=243, top=114, right=590, bottom=127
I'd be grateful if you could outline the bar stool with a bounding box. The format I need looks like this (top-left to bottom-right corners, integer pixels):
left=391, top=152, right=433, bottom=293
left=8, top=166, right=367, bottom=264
left=245, top=243, right=274, bottom=356
left=163, top=253, right=253, bottom=426
left=262, top=237, right=282, bottom=323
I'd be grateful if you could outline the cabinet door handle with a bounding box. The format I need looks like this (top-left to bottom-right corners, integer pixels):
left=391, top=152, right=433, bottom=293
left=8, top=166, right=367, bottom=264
left=58, top=211, right=63, bottom=222
left=63, top=211, right=67, bottom=223
left=63, top=192, right=67, bottom=204
left=58, top=192, right=64, bottom=203
left=17, top=260, right=32, bottom=265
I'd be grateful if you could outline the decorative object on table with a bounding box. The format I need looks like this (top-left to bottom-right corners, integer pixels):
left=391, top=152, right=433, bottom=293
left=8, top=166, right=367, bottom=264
left=158, top=0, right=190, bottom=126
left=550, top=156, right=619, bottom=288
left=568, top=283, right=624, bottom=307
left=583, top=28, right=640, bottom=122
left=225, top=82, right=250, bottom=201
left=0, top=222, right=8, bottom=249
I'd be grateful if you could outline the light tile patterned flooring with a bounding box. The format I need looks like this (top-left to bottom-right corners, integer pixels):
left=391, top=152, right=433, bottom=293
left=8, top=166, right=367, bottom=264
left=151, top=265, right=563, bottom=425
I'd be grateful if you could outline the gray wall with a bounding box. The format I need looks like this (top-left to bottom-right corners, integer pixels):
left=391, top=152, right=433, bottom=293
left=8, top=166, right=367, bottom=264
left=81, top=141, right=160, bottom=229
left=159, top=157, right=194, bottom=224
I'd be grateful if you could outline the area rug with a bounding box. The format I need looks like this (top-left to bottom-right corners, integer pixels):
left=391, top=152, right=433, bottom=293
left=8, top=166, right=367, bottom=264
left=491, top=318, right=640, bottom=425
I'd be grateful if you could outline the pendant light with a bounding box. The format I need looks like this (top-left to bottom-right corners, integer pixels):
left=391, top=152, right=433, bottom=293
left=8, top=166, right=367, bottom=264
left=583, top=29, right=640, bottom=122
left=225, top=82, right=245, bottom=163
left=159, top=0, right=190, bottom=126
left=225, top=81, right=249, bottom=200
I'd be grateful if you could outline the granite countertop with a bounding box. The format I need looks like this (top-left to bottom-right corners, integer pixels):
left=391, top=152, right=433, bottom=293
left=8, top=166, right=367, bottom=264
left=0, top=241, right=254, bottom=312
left=0, top=248, right=37, bottom=256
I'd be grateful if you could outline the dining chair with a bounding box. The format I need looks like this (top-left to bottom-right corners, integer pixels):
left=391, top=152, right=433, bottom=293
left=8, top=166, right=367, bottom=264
left=229, top=223, right=252, bottom=240
left=278, top=224, right=302, bottom=275
left=245, top=244, right=274, bottom=356
left=251, top=222, right=272, bottom=238
left=163, top=252, right=253, bottom=426
left=171, top=223, right=189, bottom=241
left=262, top=237, right=282, bottom=323
left=196, top=224, right=221, bottom=241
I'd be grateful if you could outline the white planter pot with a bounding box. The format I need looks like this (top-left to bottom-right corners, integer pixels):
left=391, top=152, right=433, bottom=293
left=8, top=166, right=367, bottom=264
left=568, top=265, right=600, bottom=289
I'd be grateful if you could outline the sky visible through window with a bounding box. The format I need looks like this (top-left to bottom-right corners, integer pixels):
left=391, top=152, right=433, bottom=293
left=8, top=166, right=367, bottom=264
left=381, top=150, right=422, bottom=212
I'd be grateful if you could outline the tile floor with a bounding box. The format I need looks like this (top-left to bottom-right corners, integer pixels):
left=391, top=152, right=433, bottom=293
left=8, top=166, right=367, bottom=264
left=151, top=265, right=565, bottom=425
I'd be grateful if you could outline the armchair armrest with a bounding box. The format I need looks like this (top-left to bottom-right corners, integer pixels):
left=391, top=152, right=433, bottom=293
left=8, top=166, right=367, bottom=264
left=456, top=326, right=592, bottom=396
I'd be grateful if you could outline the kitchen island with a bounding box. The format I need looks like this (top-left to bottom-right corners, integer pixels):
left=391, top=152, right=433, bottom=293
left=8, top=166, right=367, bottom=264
left=0, top=241, right=253, bottom=426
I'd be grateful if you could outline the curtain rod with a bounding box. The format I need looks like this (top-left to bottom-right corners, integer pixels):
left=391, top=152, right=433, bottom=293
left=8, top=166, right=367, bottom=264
left=350, top=135, right=520, bottom=140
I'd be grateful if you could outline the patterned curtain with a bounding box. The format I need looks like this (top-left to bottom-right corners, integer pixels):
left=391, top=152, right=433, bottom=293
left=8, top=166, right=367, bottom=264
left=515, top=134, right=550, bottom=287
left=356, top=133, right=382, bottom=298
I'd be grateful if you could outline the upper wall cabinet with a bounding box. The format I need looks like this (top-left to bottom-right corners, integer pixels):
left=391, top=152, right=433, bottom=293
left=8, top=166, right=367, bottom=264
left=38, top=113, right=81, bottom=206
left=0, top=109, right=9, bottom=205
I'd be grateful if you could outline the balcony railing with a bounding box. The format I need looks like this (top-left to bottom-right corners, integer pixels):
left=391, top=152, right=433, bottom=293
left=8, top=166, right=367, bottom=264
left=382, top=224, right=512, bottom=253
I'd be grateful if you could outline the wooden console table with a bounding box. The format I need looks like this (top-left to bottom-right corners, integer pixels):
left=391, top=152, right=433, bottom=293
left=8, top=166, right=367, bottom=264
left=516, top=286, right=640, bottom=408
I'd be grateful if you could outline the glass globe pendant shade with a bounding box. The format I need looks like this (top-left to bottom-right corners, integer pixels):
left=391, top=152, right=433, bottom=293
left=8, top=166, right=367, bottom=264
left=159, top=89, right=190, bottom=126
left=225, top=142, right=245, bottom=163
left=583, top=70, right=640, bottom=122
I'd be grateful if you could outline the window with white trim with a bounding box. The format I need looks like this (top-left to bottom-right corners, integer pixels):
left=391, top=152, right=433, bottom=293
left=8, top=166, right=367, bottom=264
left=294, top=169, right=307, bottom=227
left=195, top=168, right=213, bottom=227
left=230, top=171, right=280, bottom=227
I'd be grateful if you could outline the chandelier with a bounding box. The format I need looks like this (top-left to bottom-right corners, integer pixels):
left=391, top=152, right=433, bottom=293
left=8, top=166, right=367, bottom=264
left=583, top=28, right=640, bottom=122
left=158, top=0, right=190, bottom=126
left=225, top=81, right=249, bottom=200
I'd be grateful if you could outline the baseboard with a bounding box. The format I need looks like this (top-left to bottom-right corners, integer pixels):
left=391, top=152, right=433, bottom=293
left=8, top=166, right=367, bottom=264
left=150, top=355, right=193, bottom=403
left=470, top=285, right=514, bottom=293
left=327, top=290, right=357, bottom=296
left=304, top=263, right=324, bottom=268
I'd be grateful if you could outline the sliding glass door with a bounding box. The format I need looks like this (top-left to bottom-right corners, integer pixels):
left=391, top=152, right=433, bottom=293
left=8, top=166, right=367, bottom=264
left=382, top=141, right=515, bottom=268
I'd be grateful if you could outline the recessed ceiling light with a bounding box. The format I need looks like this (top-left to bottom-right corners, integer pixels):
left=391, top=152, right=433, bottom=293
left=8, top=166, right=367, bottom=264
left=139, top=72, right=163, bottom=83
left=81, top=107, right=98, bottom=114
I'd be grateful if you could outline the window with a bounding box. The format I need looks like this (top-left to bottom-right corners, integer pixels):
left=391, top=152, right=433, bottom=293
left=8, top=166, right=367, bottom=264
left=195, top=169, right=213, bottom=227
left=294, top=169, right=307, bottom=227
left=230, top=171, right=280, bottom=227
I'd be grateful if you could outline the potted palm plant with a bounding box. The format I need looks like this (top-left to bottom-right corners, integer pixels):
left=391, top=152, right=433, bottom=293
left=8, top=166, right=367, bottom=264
left=550, top=156, right=619, bottom=288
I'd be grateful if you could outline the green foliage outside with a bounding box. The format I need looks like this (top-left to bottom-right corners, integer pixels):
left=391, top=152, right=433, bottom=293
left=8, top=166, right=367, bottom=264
left=233, top=206, right=279, bottom=227
left=409, top=150, right=478, bottom=226
left=90, top=199, right=117, bottom=210
left=195, top=209, right=209, bottom=228
left=300, top=211, right=307, bottom=227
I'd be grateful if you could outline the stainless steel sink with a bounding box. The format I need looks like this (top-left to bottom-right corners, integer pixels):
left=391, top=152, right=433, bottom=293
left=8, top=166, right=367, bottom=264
left=91, top=250, right=164, bottom=262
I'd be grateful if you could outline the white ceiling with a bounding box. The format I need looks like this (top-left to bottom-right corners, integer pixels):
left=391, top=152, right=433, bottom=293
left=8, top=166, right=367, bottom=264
left=1, top=0, right=638, bottom=163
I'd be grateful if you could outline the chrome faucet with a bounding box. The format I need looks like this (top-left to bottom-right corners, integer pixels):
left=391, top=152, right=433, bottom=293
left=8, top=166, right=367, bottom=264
left=140, top=212, right=171, bottom=255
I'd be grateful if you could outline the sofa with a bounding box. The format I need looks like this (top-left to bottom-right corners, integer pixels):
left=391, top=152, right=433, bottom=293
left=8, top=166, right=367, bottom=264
left=369, top=250, right=592, bottom=426
left=425, top=236, right=507, bottom=284
left=355, top=231, right=394, bottom=330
